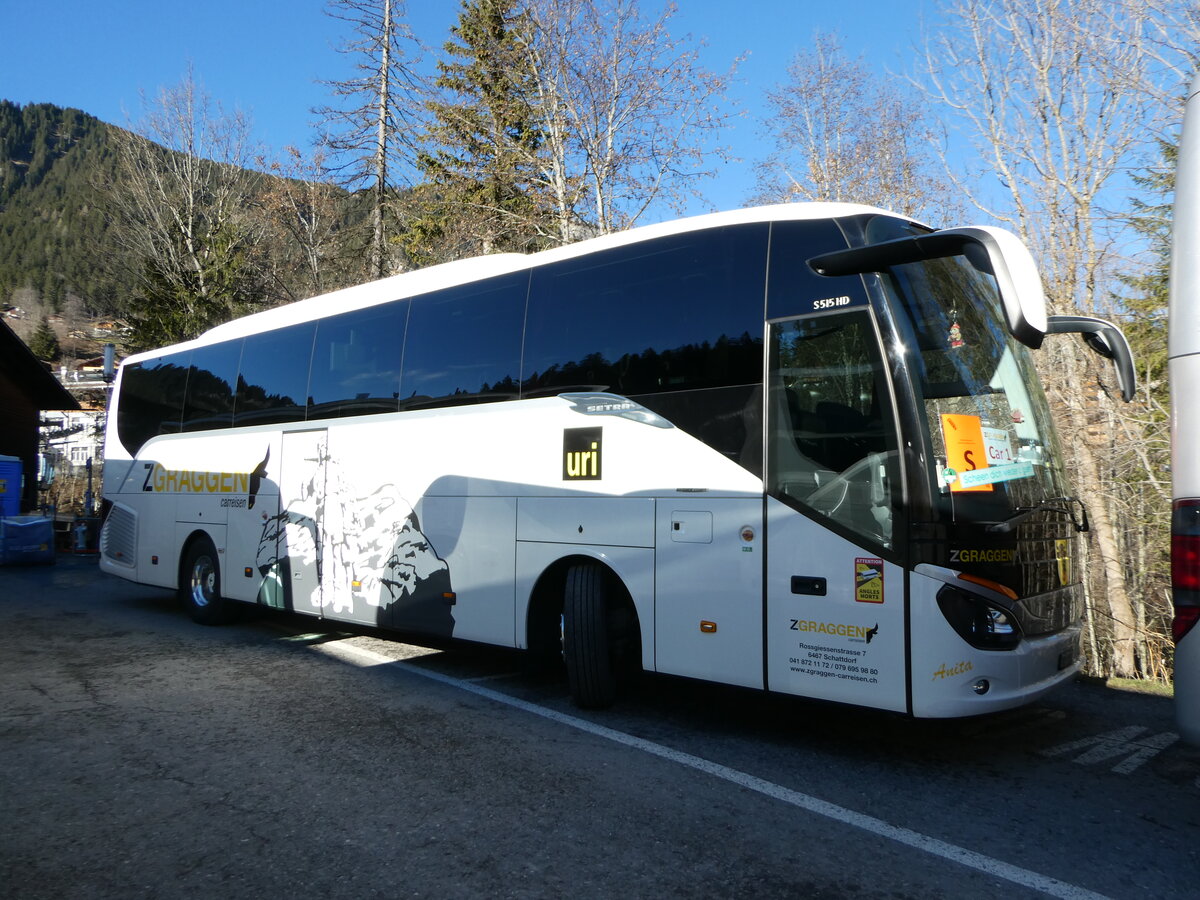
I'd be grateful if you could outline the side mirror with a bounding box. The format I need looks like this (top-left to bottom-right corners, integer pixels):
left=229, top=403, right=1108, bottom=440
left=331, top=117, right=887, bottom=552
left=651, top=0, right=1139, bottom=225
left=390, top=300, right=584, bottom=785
left=808, top=225, right=1048, bottom=348
left=1045, top=315, right=1137, bottom=402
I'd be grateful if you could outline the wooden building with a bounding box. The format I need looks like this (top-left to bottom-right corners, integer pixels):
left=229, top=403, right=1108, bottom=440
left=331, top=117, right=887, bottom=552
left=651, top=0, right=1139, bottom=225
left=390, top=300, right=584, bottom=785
left=0, top=319, right=80, bottom=513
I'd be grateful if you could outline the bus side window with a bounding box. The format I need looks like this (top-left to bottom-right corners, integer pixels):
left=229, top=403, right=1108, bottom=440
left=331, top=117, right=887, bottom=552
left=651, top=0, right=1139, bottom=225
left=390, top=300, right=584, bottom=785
left=523, top=224, right=767, bottom=396
left=308, top=305, right=404, bottom=419
left=115, top=351, right=192, bottom=455
left=400, top=274, right=526, bottom=409
left=522, top=225, right=767, bottom=470
left=182, top=341, right=241, bottom=432
left=234, top=323, right=316, bottom=427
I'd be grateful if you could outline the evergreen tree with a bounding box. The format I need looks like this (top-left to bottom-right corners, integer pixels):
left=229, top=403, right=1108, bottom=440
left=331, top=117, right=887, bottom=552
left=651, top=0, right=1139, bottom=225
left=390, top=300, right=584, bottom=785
left=122, top=218, right=265, bottom=352
left=1110, top=135, right=1176, bottom=678
left=1, top=98, right=363, bottom=333
left=27, top=315, right=60, bottom=360
left=1120, top=137, right=1174, bottom=403
left=408, top=0, right=547, bottom=264
left=0, top=101, right=133, bottom=316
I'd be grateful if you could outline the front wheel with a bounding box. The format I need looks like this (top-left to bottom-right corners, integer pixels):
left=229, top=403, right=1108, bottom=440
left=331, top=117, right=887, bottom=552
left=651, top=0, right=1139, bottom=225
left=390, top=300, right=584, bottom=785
left=563, top=563, right=617, bottom=709
left=181, top=537, right=236, bottom=626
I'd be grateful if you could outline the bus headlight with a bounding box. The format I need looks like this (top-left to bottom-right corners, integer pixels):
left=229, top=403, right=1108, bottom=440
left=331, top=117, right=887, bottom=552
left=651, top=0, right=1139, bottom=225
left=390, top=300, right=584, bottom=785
left=936, top=585, right=1022, bottom=650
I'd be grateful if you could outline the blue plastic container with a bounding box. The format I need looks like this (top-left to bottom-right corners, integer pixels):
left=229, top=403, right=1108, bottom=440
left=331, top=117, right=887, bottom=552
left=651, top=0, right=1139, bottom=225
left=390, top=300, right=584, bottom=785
left=0, top=516, right=56, bottom=565
left=0, top=456, right=22, bottom=517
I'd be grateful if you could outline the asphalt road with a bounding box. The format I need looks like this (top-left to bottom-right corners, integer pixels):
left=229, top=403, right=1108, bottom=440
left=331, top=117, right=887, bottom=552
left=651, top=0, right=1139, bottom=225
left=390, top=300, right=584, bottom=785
left=1, top=556, right=1197, bottom=899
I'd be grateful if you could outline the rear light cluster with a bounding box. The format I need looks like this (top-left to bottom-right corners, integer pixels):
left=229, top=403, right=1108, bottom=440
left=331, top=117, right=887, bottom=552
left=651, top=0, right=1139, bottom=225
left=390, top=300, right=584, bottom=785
left=936, top=585, right=1022, bottom=650
left=1176, top=608, right=1200, bottom=644
left=1172, top=499, right=1200, bottom=644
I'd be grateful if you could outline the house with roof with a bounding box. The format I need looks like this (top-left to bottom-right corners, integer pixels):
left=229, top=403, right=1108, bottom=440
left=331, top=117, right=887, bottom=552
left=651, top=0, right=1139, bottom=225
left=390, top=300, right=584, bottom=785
left=0, top=319, right=80, bottom=513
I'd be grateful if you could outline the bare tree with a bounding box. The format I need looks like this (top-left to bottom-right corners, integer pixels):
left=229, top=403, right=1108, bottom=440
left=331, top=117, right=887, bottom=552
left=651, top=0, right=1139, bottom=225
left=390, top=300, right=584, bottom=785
left=316, top=0, right=425, bottom=279
left=257, top=144, right=354, bottom=300
left=755, top=32, right=959, bottom=225
left=106, top=69, right=268, bottom=349
left=917, top=0, right=1196, bottom=678
left=1120, top=0, right=1200, bottom=122
left=516, top=0, right=739, bottom=240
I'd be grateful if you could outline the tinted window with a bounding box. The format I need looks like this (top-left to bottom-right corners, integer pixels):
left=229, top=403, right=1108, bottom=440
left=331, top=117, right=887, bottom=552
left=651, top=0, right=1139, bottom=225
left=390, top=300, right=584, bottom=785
left=639, top=384, right=763, bottom=477
left=182, top=341, right=241, bottom=432
left=768, top=311, right=899, bottom=549
left=400, top=274, right=526, bottom=408
left=234, top=323, right=315, bottom=426
left=308, top=304, right=405, bottom=419
left=115, top=351, right=191, bottom=455
left=766, top=219, right=864, bottom=320
left=523, top=224, right=768, bottom=396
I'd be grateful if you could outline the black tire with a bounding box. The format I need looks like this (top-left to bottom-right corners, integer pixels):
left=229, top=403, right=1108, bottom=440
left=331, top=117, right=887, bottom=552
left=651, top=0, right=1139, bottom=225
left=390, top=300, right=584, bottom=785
left=180, top=536, right=236, bottom=626
left=563, top=563, right=616, bottom=709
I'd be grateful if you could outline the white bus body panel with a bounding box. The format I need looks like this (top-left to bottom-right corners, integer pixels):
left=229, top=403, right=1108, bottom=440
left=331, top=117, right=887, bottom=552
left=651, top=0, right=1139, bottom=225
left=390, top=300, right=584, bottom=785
left=423, top=495, right=518, bottom=645
left=1172, top=356, right=1200, bottom=501
left=276, top=430, right=326, bottom=618
left=654, top=499, right=764, bottom=688
left=1175, top=618, right=1200, bottom=745
left=101, top=397, right=765, bottom=669
left=907, top=567, right=1081, bottom=717
left=765, top=497, right=907, bottom=712
left=1169, top=75, right=1200, bottom=744
left=516, top=497, right=655, bottom=548
left=1172, top=77, right=1200, bottom=500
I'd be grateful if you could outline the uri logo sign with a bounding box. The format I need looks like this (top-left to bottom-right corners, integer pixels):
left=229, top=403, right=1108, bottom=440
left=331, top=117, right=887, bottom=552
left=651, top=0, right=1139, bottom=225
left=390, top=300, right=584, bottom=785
left=563, top=427, right=603, bottom=480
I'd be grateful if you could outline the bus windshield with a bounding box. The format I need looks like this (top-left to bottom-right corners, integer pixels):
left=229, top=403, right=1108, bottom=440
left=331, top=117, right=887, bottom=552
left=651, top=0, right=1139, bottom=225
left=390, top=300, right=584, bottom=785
left=882, top=248, right=1071, bottom=526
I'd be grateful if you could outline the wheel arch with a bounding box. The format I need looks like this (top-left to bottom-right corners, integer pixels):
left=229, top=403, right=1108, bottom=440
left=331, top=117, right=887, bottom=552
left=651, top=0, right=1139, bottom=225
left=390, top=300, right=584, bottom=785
left=523, top=550, right=647, bottom=673
left=178, top=526, right=240, bottom=626
left=177, top=527, right=223, bottom=592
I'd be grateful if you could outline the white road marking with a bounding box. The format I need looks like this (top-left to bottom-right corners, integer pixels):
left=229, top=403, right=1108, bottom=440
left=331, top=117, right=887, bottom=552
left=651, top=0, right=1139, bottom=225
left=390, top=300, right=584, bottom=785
left=1040, top=726, right=1180, bottom=774
left=311, top=637, right=1110, bottom=900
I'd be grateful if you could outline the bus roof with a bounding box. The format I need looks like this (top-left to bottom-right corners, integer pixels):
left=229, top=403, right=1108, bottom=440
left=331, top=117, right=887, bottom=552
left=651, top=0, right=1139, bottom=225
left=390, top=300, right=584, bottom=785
left=126, top=201, right=898, bottom=362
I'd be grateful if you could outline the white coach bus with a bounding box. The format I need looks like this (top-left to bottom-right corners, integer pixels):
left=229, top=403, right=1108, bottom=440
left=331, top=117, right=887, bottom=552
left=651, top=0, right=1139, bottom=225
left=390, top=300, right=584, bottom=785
left=1170, top=75, right=1200, bottom=745
left=99, top=203, right=1134, bottom=717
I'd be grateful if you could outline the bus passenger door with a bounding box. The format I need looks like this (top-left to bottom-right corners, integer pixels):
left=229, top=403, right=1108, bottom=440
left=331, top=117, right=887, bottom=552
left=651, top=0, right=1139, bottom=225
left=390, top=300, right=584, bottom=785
left=276, top=429, right=328, bottom=617
left=763, top=312, right=908, bottom=712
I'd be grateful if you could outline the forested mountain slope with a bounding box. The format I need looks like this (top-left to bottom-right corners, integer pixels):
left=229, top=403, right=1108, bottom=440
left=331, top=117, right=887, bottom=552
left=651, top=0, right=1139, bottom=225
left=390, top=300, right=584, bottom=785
left=0, top=101, right=133, bottom=315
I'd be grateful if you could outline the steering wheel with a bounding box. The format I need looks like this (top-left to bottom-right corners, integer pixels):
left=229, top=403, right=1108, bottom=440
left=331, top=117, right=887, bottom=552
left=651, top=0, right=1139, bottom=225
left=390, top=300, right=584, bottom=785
left=804, top=451, right=895, bottom=544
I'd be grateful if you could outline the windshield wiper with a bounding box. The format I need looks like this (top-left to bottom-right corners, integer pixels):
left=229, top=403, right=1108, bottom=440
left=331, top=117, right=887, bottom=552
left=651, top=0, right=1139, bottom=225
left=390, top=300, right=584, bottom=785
left=986, top=496, right=1090, bottom=534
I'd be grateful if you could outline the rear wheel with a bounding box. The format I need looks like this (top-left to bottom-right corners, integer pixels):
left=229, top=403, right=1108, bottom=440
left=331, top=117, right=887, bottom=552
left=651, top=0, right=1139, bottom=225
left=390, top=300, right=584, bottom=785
left=181, top=536, right=236, bottom=626
left=563, top=563, right=617, bottom=709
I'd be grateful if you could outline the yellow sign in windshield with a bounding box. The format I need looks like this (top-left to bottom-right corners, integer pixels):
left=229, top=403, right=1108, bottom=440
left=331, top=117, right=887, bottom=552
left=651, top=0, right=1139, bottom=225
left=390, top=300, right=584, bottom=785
left=941, top=413, right=993, bottom=493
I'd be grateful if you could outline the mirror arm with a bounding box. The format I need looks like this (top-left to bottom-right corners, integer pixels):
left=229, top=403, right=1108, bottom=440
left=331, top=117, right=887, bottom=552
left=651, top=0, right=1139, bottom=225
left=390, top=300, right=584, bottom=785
left=1045, top=315, right=1137, bottom=402
left=808, top=226, right=1048, bottom=349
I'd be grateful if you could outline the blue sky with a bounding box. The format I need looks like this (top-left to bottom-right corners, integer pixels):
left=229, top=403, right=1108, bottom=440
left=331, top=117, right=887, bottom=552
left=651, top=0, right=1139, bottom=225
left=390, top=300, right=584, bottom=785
left=0, top=0, right=929, bottom=217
